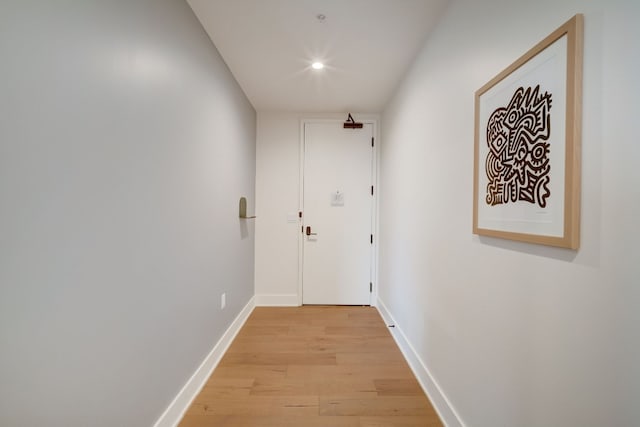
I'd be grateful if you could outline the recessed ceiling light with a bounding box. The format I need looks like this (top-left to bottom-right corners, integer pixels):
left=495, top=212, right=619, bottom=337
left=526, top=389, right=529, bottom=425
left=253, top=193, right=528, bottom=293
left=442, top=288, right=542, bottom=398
left=312, top=62, right=324, bottom=70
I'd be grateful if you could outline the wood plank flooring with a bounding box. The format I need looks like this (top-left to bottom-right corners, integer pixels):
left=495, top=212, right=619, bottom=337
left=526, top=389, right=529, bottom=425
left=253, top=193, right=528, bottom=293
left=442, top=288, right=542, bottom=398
left=179, top=306, right=442, bottom=427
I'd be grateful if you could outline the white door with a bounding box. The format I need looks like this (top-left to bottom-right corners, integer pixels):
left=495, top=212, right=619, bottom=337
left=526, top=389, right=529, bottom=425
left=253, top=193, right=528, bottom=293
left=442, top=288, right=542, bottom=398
left=302, top=121, right=374, bottom=305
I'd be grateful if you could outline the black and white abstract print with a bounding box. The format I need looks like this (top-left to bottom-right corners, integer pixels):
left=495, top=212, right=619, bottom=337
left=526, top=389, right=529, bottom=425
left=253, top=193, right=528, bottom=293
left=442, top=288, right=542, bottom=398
left=485, top=85, right=553, bottom=208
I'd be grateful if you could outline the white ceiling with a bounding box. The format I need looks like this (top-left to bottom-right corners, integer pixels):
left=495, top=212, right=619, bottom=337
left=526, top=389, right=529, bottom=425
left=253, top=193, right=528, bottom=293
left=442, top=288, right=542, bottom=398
left=187, top=0, right=449, bottom=113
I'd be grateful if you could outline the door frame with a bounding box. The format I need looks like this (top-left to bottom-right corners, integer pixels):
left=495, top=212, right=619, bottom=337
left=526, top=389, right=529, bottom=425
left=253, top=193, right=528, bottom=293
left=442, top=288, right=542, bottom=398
left=298, top=118, right=379, bottom=306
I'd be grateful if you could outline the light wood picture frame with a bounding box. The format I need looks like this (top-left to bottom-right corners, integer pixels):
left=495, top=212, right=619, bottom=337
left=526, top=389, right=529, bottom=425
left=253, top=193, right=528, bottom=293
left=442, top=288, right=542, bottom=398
left=473, top=14, right=583, bottom=249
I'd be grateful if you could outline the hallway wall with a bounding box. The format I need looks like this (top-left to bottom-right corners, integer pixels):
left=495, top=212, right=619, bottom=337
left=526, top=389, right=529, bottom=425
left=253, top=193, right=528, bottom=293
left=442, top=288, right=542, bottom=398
left=379, top=0, right=639, bottom=426
left=0, top=1, right=255, bottom=426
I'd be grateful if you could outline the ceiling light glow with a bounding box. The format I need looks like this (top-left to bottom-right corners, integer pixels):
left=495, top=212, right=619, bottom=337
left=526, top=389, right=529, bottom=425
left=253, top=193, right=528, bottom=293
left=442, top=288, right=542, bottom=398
left=312, top=62, right=324, bottom=70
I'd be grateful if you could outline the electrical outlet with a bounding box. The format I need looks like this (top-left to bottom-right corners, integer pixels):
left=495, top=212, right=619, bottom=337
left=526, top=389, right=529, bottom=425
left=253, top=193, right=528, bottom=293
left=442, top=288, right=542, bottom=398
left=221, top=293, right=226, bottom=310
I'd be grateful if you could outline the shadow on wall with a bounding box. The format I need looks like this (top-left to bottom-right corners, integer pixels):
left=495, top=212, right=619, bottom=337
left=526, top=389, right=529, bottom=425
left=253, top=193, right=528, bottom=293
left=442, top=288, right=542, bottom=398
left=239, top=220, right=249, bottom=239
left=477, top=235, right=578, bottom=262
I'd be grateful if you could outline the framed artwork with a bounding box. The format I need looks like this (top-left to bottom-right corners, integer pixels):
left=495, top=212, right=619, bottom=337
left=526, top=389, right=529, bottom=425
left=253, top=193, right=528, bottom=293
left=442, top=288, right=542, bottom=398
left=473, top=14, right=583, bottom=249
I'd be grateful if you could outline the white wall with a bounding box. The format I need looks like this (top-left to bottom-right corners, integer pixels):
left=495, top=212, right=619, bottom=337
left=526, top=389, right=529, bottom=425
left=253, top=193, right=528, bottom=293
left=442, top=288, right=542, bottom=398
left=254, top=113, right=303, bottom=305
left=255, top=112, right=379, bottom=305
left=0, top=1, right=255, bottom=426
left=380, top=0, right=639, bottom=426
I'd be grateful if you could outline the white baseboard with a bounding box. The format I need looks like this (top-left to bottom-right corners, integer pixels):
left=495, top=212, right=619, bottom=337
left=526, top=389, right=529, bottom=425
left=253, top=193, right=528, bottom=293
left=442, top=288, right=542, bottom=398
left=153, top=296, right=256, bottom=427
left=376, top=298, right=465, bottom=427
left=255, top=293, right=299, bottom=306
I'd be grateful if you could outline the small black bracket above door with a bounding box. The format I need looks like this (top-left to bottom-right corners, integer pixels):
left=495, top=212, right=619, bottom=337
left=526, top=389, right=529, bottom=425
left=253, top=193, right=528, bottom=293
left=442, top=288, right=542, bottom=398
left=343, top=113, right=363, bottom=129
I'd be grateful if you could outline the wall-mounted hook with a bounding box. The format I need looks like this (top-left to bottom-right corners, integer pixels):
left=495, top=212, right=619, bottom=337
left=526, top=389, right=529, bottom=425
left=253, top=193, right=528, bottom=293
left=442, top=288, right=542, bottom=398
left=239, top=197, right=256, bottom=219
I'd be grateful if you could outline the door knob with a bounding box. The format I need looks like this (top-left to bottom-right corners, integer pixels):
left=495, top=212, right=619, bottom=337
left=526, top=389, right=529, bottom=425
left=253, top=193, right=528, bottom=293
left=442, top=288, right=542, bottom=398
left=305, top=226, right=317, bottom=236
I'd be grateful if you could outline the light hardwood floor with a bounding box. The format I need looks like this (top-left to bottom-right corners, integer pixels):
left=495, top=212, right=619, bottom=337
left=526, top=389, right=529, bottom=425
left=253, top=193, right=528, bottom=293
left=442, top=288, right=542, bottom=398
left=179, top=306, right=442, bottom=427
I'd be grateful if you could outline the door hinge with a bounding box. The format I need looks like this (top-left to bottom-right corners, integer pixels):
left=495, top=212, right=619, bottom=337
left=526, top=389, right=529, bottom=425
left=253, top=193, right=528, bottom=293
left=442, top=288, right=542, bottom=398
left=370, top=282, right=373, bottom=293
left=370, top=234, right=373, bottom=244
left=371, top=185, right=374, bottom=196
left=371, top=137, right=375, bottom=147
